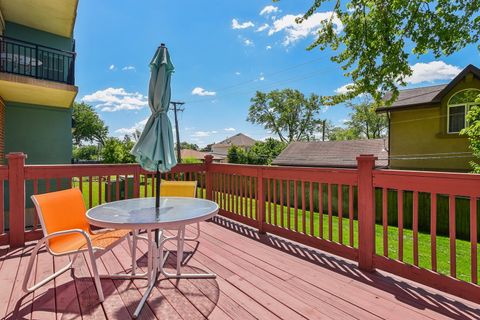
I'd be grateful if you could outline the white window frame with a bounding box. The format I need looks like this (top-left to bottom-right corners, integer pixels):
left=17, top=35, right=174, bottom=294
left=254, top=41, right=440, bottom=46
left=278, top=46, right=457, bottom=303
left=447, top=89, right=480, bottom=134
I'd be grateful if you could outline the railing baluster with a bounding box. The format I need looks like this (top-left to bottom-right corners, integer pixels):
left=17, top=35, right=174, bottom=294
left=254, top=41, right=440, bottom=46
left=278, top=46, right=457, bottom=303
left=398, top=190, right=404, bottom=261
left=240, top=176, right=244, bottom=216
left=328, top=183, right=332, bottom=241
left=349, top=185, right=354, bottom=247
left=338, top=184, right=343, bottom=244
left=222, top=173, right=226, bottom=210
left=301, top=181, right=306, bottom=234
left=309, top=182, right=314, bottom=236
left=280, top=180, right=284, bottom=228
left=266, top=178, right=271, bottom=223
left=98, top=176, right=102, bottom=204
left=319, top=183, right=323, bottom=239
left=287, top=180, right=291, bottom=230
left=33, top=179, right=39, bottom=231
left=449, top=194, right=456, bottom=278
left=413, top=191, right=419, bottom=266
left=249, top=176, right=253, bottom=219
left=88, top=176, right=92, bottom=208
left=383, top=187, right=388, bottom=257
left=470, top=197, right=478, bottom=284
left=431, top=193, right=437, bottom=272
left=273, top=179, right=278, bottom=226
left=294, top=181, right=299, bottom=232
left=107, top=176, right=112, bottom=202
left=116, top=175, right=121, bottom=200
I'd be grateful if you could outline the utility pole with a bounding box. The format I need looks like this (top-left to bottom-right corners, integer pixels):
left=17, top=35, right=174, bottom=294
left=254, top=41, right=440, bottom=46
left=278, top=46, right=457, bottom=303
left=322, top=120, right=326, bottom=141
left=170, top=101, right=185, bottom=163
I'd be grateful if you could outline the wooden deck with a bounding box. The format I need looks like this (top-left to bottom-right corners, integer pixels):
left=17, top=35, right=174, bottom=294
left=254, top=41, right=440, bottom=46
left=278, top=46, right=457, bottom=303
left=1, top=217, right=479, bottom=320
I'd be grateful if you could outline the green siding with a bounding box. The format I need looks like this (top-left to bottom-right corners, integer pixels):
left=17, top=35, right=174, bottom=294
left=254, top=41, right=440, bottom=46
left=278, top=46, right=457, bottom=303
left=5, top=102, right=72, bottom=164
left=4, top=21, right=73, bottom=51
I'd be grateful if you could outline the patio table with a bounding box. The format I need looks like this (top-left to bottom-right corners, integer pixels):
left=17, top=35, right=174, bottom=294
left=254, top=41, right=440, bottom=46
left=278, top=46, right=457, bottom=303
left=86, top=196, right=219, bottom=318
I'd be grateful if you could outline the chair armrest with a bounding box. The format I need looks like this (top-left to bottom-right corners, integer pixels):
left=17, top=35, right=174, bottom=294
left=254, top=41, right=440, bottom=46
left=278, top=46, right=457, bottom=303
left=42, top=229, right=94, bottom=251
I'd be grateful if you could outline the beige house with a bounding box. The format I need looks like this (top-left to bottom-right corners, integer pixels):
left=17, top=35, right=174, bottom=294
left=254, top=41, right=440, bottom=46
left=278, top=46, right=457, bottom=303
left=211, top=133, right=256, bottom=162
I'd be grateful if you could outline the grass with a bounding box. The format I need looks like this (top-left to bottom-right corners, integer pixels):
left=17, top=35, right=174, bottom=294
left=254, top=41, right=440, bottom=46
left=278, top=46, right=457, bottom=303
left=72, top=177, right=478, bottom=283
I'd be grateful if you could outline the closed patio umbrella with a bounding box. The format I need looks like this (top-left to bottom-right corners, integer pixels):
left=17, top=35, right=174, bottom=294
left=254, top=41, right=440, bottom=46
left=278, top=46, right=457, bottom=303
left=131, top=43, right=177, bottom=208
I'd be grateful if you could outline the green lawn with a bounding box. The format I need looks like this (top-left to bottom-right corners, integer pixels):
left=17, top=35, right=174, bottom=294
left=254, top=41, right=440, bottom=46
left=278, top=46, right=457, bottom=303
left=73, top=178, right=478, bottom=283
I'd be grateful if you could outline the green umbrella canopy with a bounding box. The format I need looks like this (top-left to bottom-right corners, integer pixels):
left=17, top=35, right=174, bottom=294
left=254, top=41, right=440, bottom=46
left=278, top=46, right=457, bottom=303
left=131, top=44, right=177, bottom=172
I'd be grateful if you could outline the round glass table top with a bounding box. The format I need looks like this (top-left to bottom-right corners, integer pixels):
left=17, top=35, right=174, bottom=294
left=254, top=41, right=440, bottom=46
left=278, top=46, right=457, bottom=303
left=86, top=197, right=219, bottom=229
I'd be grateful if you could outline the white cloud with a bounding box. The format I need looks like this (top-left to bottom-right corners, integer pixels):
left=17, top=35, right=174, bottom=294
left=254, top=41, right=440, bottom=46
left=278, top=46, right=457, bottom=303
left=122, top=65, right=136, bottom=71
left=266, top=45, right=272, bottom=50
left=256, top=23, right=269, bottom=32
left=224, top=127, right=236, bottom=132
left=235, top=71, right=241, bottom=75
left=268, top=12, right=343, bottom=46
left=259, top=76, right=265, bottom=81
left=406, top=61, right=461, bottom=84
left=115, top=118, right=148, bottom=136
left=109, top=64, right=115, bottom=71
left=335, top=83, right=354, bottom=94
left=243, top=38, right=254, bottom=46
left=191, top=130, right=218, bottom=138
left=260, top=5, right=279, bottom=16
left=232, top=18, right=254, bottom=29
left=192, top=87, right=217, bottom=96
left=82, top=87, right=148, bottom=112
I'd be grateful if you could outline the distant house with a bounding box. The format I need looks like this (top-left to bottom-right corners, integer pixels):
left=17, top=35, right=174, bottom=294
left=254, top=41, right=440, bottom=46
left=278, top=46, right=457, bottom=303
left=180, top=149, right=224, bottom=162
left=272, top=139, right=388, bottom=168
left=211, top=133, right=257, bottom=161
left=377, top=64, right=478, bottom=172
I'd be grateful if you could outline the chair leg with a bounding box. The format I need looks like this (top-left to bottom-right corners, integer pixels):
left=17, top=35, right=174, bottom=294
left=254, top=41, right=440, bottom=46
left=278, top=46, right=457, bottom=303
left=86, top=246, right=105, bottom=302
left=23, top=239, right=75, bottom=293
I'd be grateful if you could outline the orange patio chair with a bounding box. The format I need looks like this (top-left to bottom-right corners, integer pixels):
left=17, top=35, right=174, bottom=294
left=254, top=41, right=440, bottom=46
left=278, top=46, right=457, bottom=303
left=23, top=188, right=133, bottom=302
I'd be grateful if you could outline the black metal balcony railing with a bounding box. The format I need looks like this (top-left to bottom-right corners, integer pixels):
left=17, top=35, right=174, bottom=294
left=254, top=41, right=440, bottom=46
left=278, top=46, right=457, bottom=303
left=0, top=35, right=75, bottom=85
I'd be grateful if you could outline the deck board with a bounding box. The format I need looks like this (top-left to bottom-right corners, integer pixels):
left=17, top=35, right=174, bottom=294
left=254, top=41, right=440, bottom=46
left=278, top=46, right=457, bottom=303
left=1, top=217, right=479, bottom=320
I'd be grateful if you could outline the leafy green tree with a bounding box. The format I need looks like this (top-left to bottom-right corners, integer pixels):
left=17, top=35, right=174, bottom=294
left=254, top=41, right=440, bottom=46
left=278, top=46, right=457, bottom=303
left=247, top=138, right=287, bottom=165
left=462, top=103, right=480, bottom=173
left=72, top=145, right=99, bottom=161
left=179, top=141, right=199, bottom=151
left=247, top=89, right=322, bottom=143
left=101, top=136, right=136, bottom=164
left=328, top=127, right=360, bottom=141
left=345, top=100, right=388, bottom=139
left=72, top=102, right=108, bottom=146
left=299, top=1, right=480, bottom=104
left=227, top=145, right=248, bottom=164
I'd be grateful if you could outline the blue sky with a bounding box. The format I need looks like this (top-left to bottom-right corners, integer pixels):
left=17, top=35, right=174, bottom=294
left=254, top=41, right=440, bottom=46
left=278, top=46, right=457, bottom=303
left=74, top=0, right=479, bottom=147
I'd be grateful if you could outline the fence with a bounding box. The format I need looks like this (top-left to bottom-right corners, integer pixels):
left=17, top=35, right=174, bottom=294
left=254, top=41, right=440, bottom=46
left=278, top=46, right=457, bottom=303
left=0, top=152, right=479, bottom=304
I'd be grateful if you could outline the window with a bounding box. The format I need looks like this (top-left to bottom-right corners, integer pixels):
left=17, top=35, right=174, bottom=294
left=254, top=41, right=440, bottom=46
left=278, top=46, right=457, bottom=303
left=447, top=89, right=480, bottom=133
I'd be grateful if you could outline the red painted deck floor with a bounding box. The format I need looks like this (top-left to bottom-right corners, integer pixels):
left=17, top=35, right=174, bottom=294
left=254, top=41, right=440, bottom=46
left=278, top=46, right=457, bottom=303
left=1, top=217, right=480, bottom=320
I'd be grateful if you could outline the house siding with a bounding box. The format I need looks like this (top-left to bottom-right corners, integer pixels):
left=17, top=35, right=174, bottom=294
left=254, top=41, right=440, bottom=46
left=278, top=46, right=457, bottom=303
left=5, top=101, right=72, bottom=164
left=389, top=75, right=479, bottom=171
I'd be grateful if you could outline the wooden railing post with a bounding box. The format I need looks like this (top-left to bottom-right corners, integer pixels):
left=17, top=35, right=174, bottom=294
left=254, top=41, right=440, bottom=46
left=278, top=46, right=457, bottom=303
left=357, top=154, right=377, bottom=272
left=133, top=165, right=141, bottom=198
left=7, top=152, right=27, bottom=248
left=204, top=155, right=214, bottom=200
left=257, top=167, right=266, bottom=234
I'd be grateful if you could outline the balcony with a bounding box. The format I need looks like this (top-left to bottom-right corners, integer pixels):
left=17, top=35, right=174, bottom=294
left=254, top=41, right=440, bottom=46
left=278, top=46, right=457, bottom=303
left=0, top=35, right=75, bottom=85
left=1, top=153, right=480, bottom=318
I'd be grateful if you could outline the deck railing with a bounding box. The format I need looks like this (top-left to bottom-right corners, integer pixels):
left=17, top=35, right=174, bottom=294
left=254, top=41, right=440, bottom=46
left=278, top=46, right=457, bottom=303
left=0, top=35, right=76, bottom=85
left=0, top=152, right=479, bottom=304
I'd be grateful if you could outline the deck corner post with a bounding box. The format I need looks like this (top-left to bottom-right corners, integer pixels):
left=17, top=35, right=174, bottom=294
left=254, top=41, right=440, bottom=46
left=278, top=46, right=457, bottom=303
left=6, top=152, right=27, bottom=248
left=357, top=154, right=377, bottom=272
left=133, top=165, right=141, bottom=198
left=204, top=155, right=214, bottom=200
left=257, top=167, right=266, bottom=234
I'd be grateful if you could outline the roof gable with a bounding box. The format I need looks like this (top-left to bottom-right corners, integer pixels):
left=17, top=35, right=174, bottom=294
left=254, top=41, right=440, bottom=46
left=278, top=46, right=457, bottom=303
left=213, top=133, right=256, bottom=147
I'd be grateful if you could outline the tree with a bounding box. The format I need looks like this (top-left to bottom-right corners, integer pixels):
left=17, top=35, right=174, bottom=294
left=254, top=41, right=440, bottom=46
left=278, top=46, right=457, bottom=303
left=462, top=104, right=480, bottom=173
left=101, top=136, right=136, bottom=164
left=345, top=100, right=388, bottom=139
left=247, top=138, right=287, bottom=165
left=72, top=145, right=99, bottom=161
left=227, top=145, right=248, bottom=164
left=299, top=1, right=480, bottom=105
left=72, top=102, right=108, bottom=146
left=179, top=141, right=199, bottom=151
left=328, top=127, right=360, bottom=141
left=247, top=89, right=322, bottom=142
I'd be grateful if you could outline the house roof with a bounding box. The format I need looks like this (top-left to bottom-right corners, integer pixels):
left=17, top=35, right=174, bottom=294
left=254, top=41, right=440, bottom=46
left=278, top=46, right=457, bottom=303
left=212, top=133, right=257, bottom=148
left=377, top=64, right=480, bottom=112
left=272, top=139, right=388, bottom=168
left=180, top=149, right=224, bottom=160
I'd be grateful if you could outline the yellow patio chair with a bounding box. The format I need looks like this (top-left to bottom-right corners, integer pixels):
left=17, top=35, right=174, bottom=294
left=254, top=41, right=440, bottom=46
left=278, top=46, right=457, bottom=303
left=23, top=188, right=133, bottom=302
left=158, top=180, right=201, bottom=272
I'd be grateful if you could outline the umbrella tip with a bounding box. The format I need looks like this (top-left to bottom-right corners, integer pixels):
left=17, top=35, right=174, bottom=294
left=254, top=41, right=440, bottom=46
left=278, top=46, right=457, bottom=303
left=160, top=43, right=166, bottom=47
